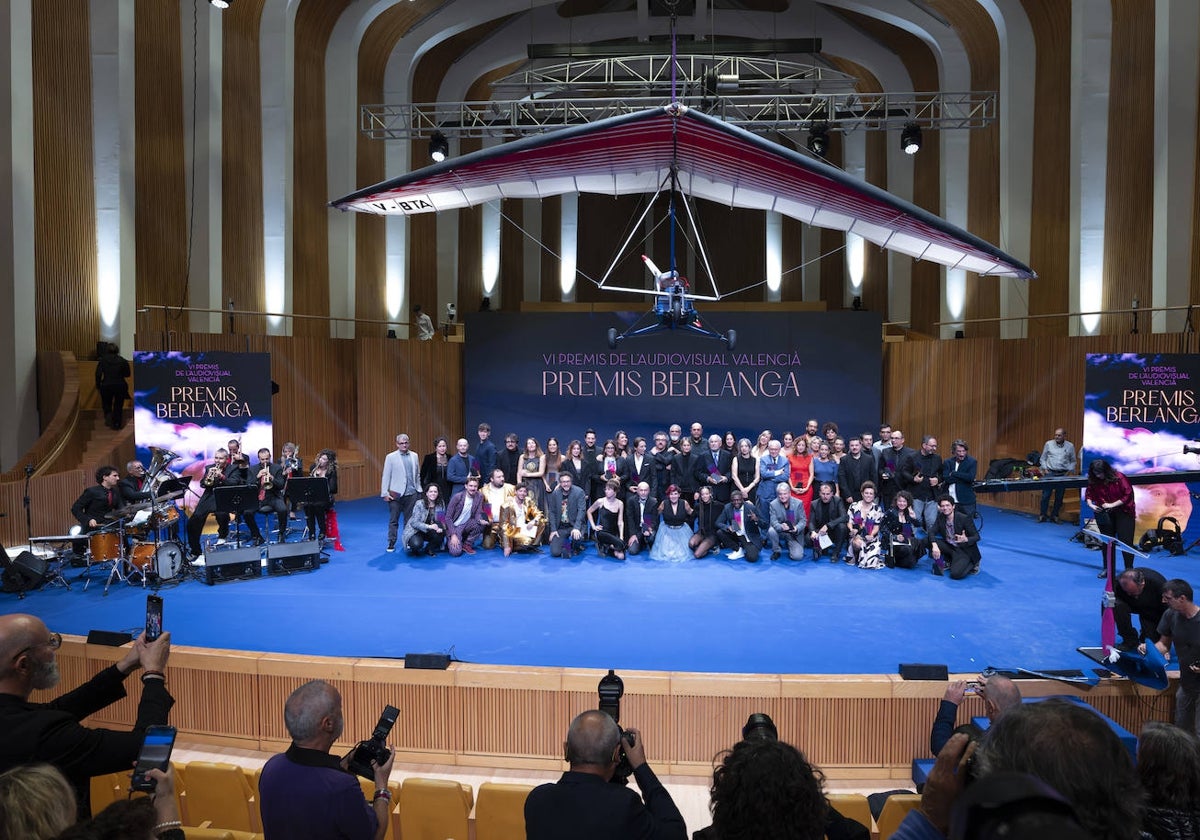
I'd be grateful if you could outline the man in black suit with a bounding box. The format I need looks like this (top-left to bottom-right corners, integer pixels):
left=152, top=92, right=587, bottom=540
left=808, top=482, right=849, bottom=562
left=546, top=472, right=588, bottom=557
left=695, top=434, right=733, bottom=504
left=524, top=709, right=685, bottom=840
left=0, top=613, right=173, bottom=818
left=620, top=437, right=653, bottom=498
left=929, top=495, right=981, bottom=579
left=1114, top=567, right=1168, bottom=651
left=625, top=481, right=658, bottom=556
left=877, top=429, right=915, bottom=509
left=119, top=460, right=153, bottom=504
left=648, top=432, right=674, bottom=499
left=716, top=490, right=764, bottom=561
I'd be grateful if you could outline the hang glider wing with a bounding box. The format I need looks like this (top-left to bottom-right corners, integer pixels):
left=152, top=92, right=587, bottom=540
left=331, top=105, right=1035, bottom=280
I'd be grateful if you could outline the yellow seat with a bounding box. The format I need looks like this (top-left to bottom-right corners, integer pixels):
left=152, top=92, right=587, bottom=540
left=474, top=782, right=534, bottom=840
left=876, top=793, right=922, bottom=840
left=826, top=793, right=873, bottom=836
left=182, top=830, right=235, bottom=840
left=89, top=772, right=124, bottom=813
left=356, top=776, right=401, bottom=840
left=395, top=777, right=473, bottom=840
left=179, top=761, right=260, bottom=833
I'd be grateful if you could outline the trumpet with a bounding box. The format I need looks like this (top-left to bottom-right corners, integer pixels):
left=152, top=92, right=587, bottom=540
left=257, top=459, right=273, bottom=501
left=201, top=464, right=224, bottom=488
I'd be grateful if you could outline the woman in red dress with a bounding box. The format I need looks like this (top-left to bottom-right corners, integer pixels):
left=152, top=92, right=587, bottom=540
left=788, top=435, right=815, bottom=518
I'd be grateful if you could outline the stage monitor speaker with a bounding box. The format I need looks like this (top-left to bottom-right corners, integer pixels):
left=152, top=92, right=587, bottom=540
left=204, top=544, right=262, bottom=585
left=267, top=540, right=320, bottom=574
left=899, top=663, right=948, bottom=681
left=2, top=550, right=47, bottom=593
left=87, top=630, right=134, bottom=646
left=405, top=653, right=451, bottom=670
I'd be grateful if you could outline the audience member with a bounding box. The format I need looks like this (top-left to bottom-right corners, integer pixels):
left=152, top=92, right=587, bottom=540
left=929, top=675, right=1020, bottom=757
left=0, top=763, right=77, bottom=840
left=524, top=710, right=685, bottom=840
left=0, top=615, right=172, bottom=818
left=259, top=680, right=393, bottom=840
left=55, top=767, right=183, bottom=840
left=1137, top=721, right=1200, bottom=839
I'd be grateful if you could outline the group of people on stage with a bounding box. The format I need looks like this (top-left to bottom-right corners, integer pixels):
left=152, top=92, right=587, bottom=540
left=69, top=439, right=340, bottom=565
left=381, top=420, right=985, bottom=578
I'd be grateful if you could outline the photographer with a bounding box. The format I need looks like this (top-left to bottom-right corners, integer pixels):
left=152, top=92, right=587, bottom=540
left=259, top=680, right=394, bottom=840
left=525, top=710, right=685, bottom=840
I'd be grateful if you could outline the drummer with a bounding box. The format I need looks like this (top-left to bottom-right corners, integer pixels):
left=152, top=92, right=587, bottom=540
left=69, top=465, right=125, bottom=561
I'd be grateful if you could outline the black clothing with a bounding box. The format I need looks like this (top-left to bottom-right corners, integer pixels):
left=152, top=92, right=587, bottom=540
left=809, top=496, right=849, bottom=558
left=650, top=448, right=675, bottom=499
left=693, top=500, right=724, bottom=538
left=671, top=452, right=701, bottom=499
left=625, top=495, right=659, bottom=554
left=900, top=450, right=943, bottom=502
left=419, top=453, right=452, bottom=502
left=118, top=475, right=152, bottom=503
left=495, top=446, right=521, bottom=486
left=0, top=666, right=173, bottom=819
left=560, top=457, right=593, bottom=493
left=837, top=454, right=875, bottom=503
left=71, top=485, right=125, bottom=530
left=1115, top=567, right=1168, bottom=645
left=930, top=510, right=980, bottom=579
left=877, top=445, right=915, bottom=507
left=525, top=766, right=686, bottom=840
left=304, top=466, right=338, bottom=540
left=1143, top=806, right=1200, bottom=840
left=95, top=350, right=130, bottom=429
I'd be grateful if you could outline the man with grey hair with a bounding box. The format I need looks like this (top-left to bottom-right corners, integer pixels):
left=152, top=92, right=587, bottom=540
left=0, top=613, right=173, bottom=818
left=929, top=673, right=1021, bottom=756
left=259, top=679, right=394, bottom=840
left=381, top=433, right=421, bottom=552
left=525, top=709, right=685, bottom=840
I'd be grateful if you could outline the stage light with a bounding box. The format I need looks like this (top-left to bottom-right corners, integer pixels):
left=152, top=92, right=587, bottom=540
left=901, top=122, right=922, bottom=155
left=210, top=0, right=231, bottom=8
left=806, top=124, right=829, bottom=157
left=429, top=131, right=449, bottom=163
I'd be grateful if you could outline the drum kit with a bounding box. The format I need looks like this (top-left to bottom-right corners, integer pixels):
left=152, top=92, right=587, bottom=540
left=30, top=447, right=191, bottom=595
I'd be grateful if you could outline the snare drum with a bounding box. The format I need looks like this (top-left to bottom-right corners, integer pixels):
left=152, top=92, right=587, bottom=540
left=88, top=531, right=121, bottom=563
left=150, top=505, right=180, bottom=528
left=154, top=542, right=184, bottom=580
left=130, top=542, right=157, bottom=571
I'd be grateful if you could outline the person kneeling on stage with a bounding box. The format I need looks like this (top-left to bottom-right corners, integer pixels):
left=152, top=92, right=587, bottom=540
left=403, top=484, right=446, bottom=556
left=305, top=449, right=338, bottom=542
left=480, top=469, right=514, bottom=550
left=501, top=484, right=547, bottom=556
left=446, top=477, right=488, bottom=556
left=716, top=490, right=763, bottom=562
left=929, top=494, right=980, bottom=579
left=251, top=448, right=288, bottom=542
left=547, top=472, right=587, bottom=557
left=69, top=466, right=125, bottom=562
left=807, top=481, right=849, bottom=562
left=881, top=490, right=926, bottom=570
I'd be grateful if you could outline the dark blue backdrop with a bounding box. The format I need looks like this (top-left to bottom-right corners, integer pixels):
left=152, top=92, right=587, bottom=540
left=464, top=311, right=882, bottom=445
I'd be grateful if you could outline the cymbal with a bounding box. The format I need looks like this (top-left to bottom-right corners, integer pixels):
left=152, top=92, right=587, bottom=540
left=155, top=490, right=185, bottom=502
left=107, top=501, right=152, bottom=519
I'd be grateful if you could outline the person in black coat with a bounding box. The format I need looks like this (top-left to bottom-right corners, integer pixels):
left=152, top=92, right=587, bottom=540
left=929, top=495, right=981, bottom=579
left=95, top=343, right=130, bottom=430
left=524, top=710, right=685, bottom=840
left=695, top=435, right=734, bottom=504
left=70, top=466, right=125, bottom=560
left=1114, top=567, right=1167, bottom=650
left=0, top=613, right=174, bottom=819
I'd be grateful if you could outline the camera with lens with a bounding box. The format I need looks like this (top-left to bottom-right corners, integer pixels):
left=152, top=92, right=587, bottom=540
left=597, top=669, right=636, bottom=785
left=347, top=705, right=399, bottom=779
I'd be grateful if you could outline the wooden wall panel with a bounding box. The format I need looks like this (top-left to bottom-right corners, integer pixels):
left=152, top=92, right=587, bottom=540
left=1101, top=0, right=1155, bottom=335
left=500, top=199, right=524, bottom=310
left=134, top=0, right=188, bottom=328
left=818, top=135, right=845, bottom=307
left=292, top=0, right=354, bottom=339
left=540, top=196, right=562, bottom=301
left=781, top=215, right=805, bottom=302
left=1021, top=0, right=1072, bottom=335
left=47, top=641, right=1173, bottom=777
left=575, top=194, right=644, bottom=303
left=32, top=0, right=99, bottom=357
left=222, top=0, right=268, bottom=336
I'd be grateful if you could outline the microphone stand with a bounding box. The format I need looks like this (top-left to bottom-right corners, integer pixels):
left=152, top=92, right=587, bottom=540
left=23, top=464, right=33, bottom=547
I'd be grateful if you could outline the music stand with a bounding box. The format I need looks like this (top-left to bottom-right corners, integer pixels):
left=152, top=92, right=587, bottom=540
left=214, top=485, right=260, bottom=548
left=286, top=478, right=331, bottom=551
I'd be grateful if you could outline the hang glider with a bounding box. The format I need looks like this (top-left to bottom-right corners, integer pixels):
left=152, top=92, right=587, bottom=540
left=330, top=103, right=1035, bottom=281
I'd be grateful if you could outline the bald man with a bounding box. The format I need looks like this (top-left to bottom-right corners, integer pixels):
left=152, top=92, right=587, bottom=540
left=0, top=614, right=173, bottom=818
left=525, top=710, right=685, bottom=840
left=930, top=674, right=1022, bottom=756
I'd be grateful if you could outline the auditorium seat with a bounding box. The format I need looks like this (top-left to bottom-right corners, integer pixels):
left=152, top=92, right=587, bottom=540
left=394, top=777, right=473, bottom=840
left=89, top=772, right=124, bottom=813
left=826, top=792, right=874, bottom=835
left=178, top=761, right=260, bottom=833
left=474, top=782, right=534, bottom=840
left=875, top=793, right=922, bottom=840
left=357, top=776, right=402, bottom=840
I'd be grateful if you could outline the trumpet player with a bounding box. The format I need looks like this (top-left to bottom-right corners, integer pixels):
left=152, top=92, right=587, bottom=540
left=186, top=448, right=264, bottom=561
left=251, top=447, right=288, bottom=542
left=278, top=441, right=302, bottom=521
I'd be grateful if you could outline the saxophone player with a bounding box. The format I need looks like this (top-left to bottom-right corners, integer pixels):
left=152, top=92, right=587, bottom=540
left=251, top=447, right=288, bottom=542
left=185, top=448, right=264, bottom=562
left=278, top=441, right=302, bottom=521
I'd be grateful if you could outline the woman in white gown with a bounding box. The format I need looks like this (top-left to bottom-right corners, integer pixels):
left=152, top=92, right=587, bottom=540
left=650, top=484, right=694, bottom=562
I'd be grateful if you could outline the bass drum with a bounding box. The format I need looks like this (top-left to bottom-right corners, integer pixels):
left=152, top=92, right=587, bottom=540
left=153, top=541, right=185, bottom=581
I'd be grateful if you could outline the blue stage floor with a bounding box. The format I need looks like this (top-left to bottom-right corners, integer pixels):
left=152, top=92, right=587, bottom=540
left=4, top=500, right=1192, bottom=676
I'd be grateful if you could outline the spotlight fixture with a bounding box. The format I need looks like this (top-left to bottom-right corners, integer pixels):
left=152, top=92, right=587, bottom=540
left=209, top=0, right=230, bottom=8
left=429, top=131, right=449, bottom=163
left=901, top=122, right=922, bottom=155
left=806, top=124, right=829, bottom=157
